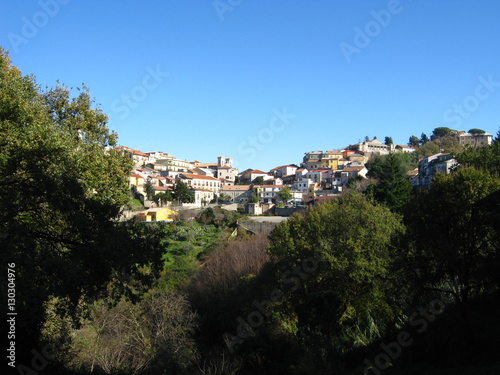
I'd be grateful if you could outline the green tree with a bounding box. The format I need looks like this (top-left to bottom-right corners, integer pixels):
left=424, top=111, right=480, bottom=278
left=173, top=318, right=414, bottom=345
left=417, top=134, right=463, bottom=157
left=384, top=136, right=393, bottom=145
left=268, top=192, right=406, bottom=353
left=173, top=180, right=194, bottom=203
left=144, top=176, right=155, bottom=200
left=408, top=135, right=420, bottom=147
left=366, top=153, right=414, bottom=212
left=468, top=128, right=486, bottom=135
left=253, top=176, right=265, bottom=185
left=251, top=188, right=260, bottom=203
left=0, top=49, right=164, bottom=361
left=277, top=185, right=292, bottom=203
left=456, top=140, right=500, bottom=177
left=155, top=191, right=172, bottom=206
left=218, top=193, right=232, bottom=202
left=431, top=126, right=453, bottom=140
left=420, top=132, right=429, bottom=145
left=407, top=167, right=500, bottom=310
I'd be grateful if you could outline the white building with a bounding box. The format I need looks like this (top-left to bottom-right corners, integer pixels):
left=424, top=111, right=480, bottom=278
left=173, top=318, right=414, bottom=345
left=178, top=173, right=221, bottom=195
left=458, top=132, right=493, bottom=147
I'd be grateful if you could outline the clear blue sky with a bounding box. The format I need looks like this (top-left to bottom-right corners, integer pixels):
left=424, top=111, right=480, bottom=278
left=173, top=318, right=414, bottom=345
left=2, top=0, right=500, bottom=172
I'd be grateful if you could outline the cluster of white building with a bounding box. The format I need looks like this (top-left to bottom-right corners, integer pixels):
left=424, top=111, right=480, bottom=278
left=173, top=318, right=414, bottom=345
left=120, top=131, right=493, bottom=210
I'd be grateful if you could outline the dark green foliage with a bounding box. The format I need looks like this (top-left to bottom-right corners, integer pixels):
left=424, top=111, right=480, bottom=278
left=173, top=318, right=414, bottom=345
left=385, top=136, right=393, bottom=145
left=144, top=177, right=155, bottom=199
left=173, top=180, right=194, bottom=203
left=408, top=135, right=420, bottom=147
left=406, top=167, right=500, bottom=305
left=417, top=134, right=463, bottom=157
left=277, top=185, right=292, bottom=203
left=0, top=49, right=164, bottom=363
left=468, top=128, right=486, bottom=135
left=420, top=132, right=429, bottom=145
left=366, top=153, right=415, bottom=212
left=154, top=190, right=172, bottom=206
left=431, top=126, right=453, bottom=140
left=456, top=140, right=500, bottom=177
left=264, top=193, right=407, bottom=367
left=253, top=176, right=265, bottom=185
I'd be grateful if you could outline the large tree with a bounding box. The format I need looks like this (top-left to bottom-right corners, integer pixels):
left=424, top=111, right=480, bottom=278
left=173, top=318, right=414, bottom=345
left=406, top=167, right=500, bottom=313
left=277, top=185, right=292, bottom=203
left=408, top=135, right=420, bottom=147
left=268, top=192, right=406, bottom=354
left=431, top=126, right=452, bottom=140
left=366, top=153, right=414, bottom=212
left=173, top=180, right=194, bottom=203
left=0, top=48, right=163, bottom=363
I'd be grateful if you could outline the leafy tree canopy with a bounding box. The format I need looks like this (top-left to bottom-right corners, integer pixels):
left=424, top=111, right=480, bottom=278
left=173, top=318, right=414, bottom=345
left=420, top=132, right=429, bottom=145
left=468, top=128, right=486, bottom=135
left=0, top=48, right=163, bottom=359
left=173, top=180, right=194, bottom=203
left=253, top=176, right=265, bottom=185
left=406, top=167, right=500, bottom=305
left=431, top=126, right=453, bottom=140
left=366, top=153, right=415, bottom=212
left=277, top=185, right=292, bottom=203
left=268, top=192, right=406, bottom=349
left=408, top=135, right=420, bottom=147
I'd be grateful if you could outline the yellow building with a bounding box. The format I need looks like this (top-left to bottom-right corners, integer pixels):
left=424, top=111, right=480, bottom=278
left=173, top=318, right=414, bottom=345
left=320, top=151, right=343, bottom=169
left=136, top=207, right=178, bottom=222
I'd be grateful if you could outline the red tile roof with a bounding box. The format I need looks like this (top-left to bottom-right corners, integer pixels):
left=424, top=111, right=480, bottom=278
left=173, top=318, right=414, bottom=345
left=133, top=150, right=149, bottom=157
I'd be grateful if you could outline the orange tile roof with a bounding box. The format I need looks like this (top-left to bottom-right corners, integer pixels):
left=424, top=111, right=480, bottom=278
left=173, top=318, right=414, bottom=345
left=133, top=150, right=149, bottom=157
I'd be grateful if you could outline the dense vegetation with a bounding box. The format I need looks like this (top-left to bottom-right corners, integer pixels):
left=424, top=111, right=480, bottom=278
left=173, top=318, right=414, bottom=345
left=2, top=48, right=500, bottom=374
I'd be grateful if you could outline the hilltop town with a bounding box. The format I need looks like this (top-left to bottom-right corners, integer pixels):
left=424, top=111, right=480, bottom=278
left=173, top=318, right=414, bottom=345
left=120, top=129, right=493, bottom=219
